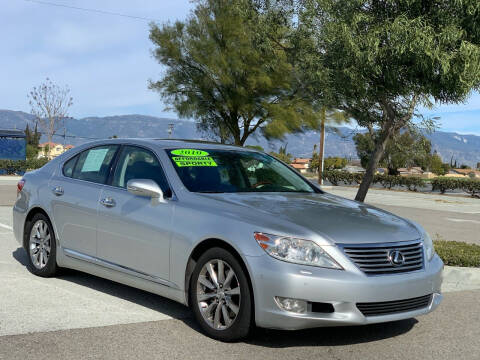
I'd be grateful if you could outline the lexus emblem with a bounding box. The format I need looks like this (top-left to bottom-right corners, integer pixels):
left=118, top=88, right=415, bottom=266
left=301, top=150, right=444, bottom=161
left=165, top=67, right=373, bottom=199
left=388, top=250, right=405, bottom=266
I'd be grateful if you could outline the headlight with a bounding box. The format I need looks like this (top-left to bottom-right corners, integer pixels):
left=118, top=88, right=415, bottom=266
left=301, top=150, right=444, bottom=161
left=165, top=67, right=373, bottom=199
left=254, top=232, right=342, bottom=269
left=423, top=232, right=435, bottom=261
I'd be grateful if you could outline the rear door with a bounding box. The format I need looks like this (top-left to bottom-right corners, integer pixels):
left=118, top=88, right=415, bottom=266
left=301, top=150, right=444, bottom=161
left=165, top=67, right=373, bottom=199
left=96, top=145, right=174, bottom=282
left=50, top=145, right=119, bottom=257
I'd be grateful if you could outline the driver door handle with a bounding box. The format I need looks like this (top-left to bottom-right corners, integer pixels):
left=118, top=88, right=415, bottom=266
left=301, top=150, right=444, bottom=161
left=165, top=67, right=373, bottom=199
left=100, top=197, right=116, bottom=208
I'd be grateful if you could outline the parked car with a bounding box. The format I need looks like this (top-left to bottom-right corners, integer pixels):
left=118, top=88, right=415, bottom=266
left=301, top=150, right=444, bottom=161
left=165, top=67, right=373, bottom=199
left=13, top=139, right=443, bottom=341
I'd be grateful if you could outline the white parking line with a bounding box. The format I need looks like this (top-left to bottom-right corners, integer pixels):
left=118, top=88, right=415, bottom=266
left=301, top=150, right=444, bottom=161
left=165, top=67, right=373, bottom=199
left=446, top=218, right=480, bottom=224
left=0, top=223, right=13, bottom=231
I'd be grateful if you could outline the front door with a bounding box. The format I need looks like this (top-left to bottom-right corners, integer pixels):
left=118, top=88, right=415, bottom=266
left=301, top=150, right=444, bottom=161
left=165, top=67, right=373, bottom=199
left=96, top=145, right=173, bottom=282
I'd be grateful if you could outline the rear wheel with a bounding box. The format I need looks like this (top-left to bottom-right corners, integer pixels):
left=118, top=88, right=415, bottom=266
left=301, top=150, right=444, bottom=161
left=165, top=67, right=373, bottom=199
left=190, top=247, right=252, bottom=341
left=25, top=213, right=58, bottom=277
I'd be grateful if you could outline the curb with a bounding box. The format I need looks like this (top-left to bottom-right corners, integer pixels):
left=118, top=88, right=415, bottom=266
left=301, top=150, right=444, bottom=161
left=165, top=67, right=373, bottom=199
left=442, top=265, right=480, bottom=293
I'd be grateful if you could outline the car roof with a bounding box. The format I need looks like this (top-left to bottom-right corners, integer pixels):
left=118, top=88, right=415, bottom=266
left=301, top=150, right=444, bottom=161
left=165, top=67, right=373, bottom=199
left=77, top=138, right=257, bottom=152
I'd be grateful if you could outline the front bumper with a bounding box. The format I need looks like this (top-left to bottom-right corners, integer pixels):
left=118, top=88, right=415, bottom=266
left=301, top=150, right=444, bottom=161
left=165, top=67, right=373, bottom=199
left=246, top=252, right=443, bottom=330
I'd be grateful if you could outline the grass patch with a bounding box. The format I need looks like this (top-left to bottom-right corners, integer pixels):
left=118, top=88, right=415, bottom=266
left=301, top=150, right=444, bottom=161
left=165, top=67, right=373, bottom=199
left=434, top=240, right=480, bottom=267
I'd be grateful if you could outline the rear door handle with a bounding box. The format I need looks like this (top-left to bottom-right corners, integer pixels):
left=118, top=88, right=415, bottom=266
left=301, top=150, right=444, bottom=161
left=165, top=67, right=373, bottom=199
left=52, top=186, right=64, bottom=196
left=100, top=197, right=116, bottom=208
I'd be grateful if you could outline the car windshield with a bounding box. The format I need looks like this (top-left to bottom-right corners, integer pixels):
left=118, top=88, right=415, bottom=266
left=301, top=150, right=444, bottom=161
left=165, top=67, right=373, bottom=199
left=167, top=148, right=316, bottom=193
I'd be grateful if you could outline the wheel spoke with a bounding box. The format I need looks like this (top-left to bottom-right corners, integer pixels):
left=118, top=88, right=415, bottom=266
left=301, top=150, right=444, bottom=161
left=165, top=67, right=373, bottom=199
left=197, top=292, right=216, bottom=302
left=213, top=302, right=222, bottom=328
left=206, top=262, right=218, bottom=287
left=221, top=304, right=231, bottom=326
left=39, top=250, right=44, bottom=266
left=198, top=276, right=215, bottom=290
left=217, top=260, right=225, bottom=284
left=223, top=269, right=234, bottom=288
left=225, top=287, right=240, bottom=296
left=202, top=302, right=216, bottom=316
left=227, top=302, right=239, bottom=315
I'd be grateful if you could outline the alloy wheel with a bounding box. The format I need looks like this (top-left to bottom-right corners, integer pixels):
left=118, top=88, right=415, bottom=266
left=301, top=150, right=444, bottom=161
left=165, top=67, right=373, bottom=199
left=196, top=259, right=241, bottom=330
left=29, top=220, right=51, bottom=270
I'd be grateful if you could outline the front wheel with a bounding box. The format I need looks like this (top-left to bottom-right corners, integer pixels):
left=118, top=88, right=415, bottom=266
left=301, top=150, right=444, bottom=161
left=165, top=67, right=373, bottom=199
left=189, top=247, right=252, bottom=341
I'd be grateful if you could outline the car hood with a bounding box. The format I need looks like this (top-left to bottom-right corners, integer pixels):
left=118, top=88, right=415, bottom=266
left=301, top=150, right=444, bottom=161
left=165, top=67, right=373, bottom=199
left=202, top=192, right=420, bottom=244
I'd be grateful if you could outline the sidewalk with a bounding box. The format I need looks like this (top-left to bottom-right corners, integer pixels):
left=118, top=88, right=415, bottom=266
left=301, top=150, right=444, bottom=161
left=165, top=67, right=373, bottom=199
left=323, top=185, right=480, bottom=214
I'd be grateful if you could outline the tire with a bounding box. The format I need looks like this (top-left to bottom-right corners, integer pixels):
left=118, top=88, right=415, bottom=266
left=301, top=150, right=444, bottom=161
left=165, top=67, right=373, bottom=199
left=25, top=213, right=58, bottom=277
left=189, top=247, right=253, bottom=341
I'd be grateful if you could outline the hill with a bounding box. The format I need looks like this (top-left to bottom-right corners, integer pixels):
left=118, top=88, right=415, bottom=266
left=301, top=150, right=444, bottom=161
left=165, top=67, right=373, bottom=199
left=1, top=110, right=479, bottom=167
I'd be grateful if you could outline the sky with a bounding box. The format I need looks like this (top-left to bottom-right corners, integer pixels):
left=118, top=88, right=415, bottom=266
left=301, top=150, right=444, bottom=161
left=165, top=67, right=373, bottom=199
left=1, top=0, right=480, bottom=135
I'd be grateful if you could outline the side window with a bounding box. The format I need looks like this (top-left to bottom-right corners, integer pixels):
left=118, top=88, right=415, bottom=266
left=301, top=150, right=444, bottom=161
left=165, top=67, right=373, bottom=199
left=72, top=145, right=118, bottom=184
left=112, top=146, right=170, bottom=196
left=63, top=155, right=78, bottom=178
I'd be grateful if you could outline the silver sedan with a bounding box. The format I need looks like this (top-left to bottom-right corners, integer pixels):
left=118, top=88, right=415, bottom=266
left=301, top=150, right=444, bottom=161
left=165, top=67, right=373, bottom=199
left=12, top=139, right=443, bottom=341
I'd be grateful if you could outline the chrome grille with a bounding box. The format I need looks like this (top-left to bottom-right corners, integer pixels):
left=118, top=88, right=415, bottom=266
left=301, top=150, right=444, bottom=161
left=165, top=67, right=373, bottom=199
left=357, top=294, right=432, bottom=317
left=341, top=240, right=424, bottom=275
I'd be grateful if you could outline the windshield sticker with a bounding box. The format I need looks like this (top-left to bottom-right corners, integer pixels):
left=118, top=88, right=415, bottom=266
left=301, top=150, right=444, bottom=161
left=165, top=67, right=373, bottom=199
left=172, top=156, right=217, bottom=167
left=171, top=149, right=209, bottom=157
left=81, top=148, right=109, bottom=172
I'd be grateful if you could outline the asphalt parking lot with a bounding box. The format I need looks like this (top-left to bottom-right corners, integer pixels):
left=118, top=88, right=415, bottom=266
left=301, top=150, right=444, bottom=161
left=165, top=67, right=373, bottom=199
left=1, top=181, right=479, bottom=359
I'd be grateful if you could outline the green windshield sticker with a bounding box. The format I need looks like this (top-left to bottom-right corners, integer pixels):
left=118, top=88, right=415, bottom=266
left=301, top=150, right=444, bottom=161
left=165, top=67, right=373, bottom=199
left=172, top=156, right=217, bottom=167
left=171, top=149, right=209, bottom=157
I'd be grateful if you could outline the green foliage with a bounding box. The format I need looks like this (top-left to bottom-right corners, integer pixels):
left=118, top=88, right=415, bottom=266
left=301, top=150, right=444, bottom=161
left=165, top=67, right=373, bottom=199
left=430, top=154, right=450, bottom=175
left=353, top=130, right=432, bottom=174
left=299, top=0, right=480, bottom=201
left=322, top=170, right=363, bottom=186
left=26, top=144, right=38, bottom=160
left=269, top=144, right=292, bottom=163
left=149, top=0, right=319, bottom=145
left=0, top=158, right=49, bottom=175
left=322, top=170, right=428, bottom=191
left=324, top=157, right=347, bottom=170
left=310, top=156, right=346, bottom=172
left=431, top=177, right=480, bottom=197
left=434, top=240, right=480, bottom=267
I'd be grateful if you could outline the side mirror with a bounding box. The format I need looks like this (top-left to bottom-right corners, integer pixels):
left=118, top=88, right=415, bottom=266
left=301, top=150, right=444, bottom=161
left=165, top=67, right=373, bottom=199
left=127, top=179, right=165, bottom=201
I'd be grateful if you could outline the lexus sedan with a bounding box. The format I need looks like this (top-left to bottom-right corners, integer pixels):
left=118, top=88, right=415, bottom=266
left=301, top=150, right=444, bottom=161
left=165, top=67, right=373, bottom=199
left=13, top=139, right=443, bottom=341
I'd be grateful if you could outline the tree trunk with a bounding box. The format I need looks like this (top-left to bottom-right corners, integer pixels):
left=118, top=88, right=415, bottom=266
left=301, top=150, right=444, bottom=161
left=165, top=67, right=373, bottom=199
left=355, top=129, right=391, bottom=202
left=318, top=108, right=326, bottom=185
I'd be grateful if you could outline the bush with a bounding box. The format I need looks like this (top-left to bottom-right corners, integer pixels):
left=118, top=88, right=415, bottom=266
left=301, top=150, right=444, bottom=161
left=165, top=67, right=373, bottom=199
left=431, top=177, right=480, bottom=197
left=322, top=170, right=363, bottom=185
left=434, top=240, right=480, bottom=267
left=0, top=158, right=49, bottom=175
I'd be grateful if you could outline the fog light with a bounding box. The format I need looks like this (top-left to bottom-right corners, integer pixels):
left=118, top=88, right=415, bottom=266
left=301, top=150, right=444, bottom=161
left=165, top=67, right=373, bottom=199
left=275, top=297, right=307, bottom=314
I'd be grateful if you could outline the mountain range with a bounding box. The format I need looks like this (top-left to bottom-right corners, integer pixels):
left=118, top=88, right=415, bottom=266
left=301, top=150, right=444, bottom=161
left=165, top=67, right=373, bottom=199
left=1, top=109, right=479, bottom=167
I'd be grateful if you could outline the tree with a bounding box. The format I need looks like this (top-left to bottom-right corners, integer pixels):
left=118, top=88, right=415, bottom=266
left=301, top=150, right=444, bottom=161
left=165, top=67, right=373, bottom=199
left=353, top=130, right=432, bottom=175
left=269, top=144, right=292, bottom=163
left=24, top=124, right=40, bottom=159
left=302, top=0, right=480, bottom=201
left=149, top=0, right=319, bottom=146
left=430, top=153, right=449, bottom=176
left=28, top=78, right=73, bottom=144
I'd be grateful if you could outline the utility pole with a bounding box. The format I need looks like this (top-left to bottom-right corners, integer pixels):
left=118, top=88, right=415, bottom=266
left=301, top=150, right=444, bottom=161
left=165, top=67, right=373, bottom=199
left=168, top=123, right=174, bottom=139
left=318, top=107, right=326, bottom=186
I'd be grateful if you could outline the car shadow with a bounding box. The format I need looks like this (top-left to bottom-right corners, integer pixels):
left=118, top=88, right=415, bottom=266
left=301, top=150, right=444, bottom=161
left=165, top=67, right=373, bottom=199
left=12, top=247, right=191, bottom=321
left=12, top=246, right=417, bottom=346
left=247, top=318, right=417, bottom=347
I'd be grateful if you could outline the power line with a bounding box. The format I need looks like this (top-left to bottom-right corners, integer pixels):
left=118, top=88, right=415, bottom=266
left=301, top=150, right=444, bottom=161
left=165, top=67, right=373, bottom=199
left=24, top=0, right=159, bottom=22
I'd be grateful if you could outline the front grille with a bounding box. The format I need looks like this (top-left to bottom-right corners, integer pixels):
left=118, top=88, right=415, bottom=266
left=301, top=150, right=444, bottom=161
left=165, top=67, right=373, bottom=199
left=341, top=240, right=424, bottom=275
left=357, top=294, right=432, bottom=317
